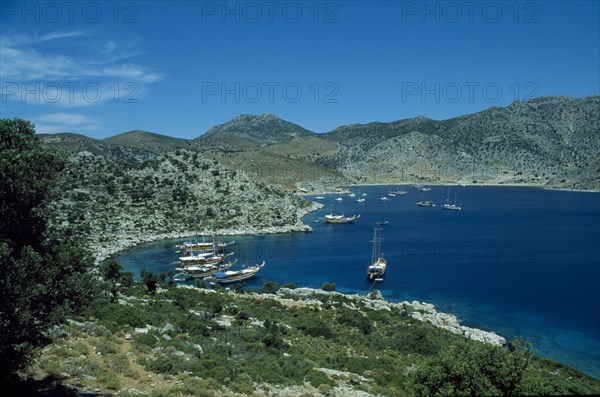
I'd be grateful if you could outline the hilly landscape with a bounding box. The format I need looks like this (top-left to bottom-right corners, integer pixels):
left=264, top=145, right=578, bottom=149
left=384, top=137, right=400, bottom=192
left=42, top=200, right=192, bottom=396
left=38, top=137, right=319, bottom=264
left=36, top=95, right=599, bottom=261
left=41, top=96, right=600, bottom=196
left=196, top=96, right=599, bottom=191
left=6, top=96, right=600, bottom=396
left=318, top=96, right=600, bottom=189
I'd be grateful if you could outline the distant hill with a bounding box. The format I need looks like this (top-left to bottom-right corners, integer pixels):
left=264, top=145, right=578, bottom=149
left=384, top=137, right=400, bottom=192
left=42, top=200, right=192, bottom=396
left=196, top=112, right=315, bottom=149
left=317, top=96, right=600, bottom=189
left=102, top=130, right=195, bottom=154
left=39, top=96, right=600, bottom=190
left=193, top=113, right=344, bottom=190
left=37, top=132, right=112, bottom=156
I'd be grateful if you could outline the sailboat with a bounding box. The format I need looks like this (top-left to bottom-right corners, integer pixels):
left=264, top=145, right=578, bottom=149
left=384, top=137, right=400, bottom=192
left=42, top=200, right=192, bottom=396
left=174, top=259, right=238, bottom=280
left=209, top=262, right=265, bottom=284
left=367, top=223, right=387, bottom=280
left=416, top=189, right=435, bottom=207
left=442, top=187, right=461, bottom=211
left=325, top=197, right=360, bottom=224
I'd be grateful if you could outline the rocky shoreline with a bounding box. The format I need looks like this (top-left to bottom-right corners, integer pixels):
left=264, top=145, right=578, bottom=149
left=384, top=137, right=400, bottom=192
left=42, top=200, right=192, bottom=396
left=93, top=201, right=323, bottom=264
left=272, top=287, right=507, bottom=346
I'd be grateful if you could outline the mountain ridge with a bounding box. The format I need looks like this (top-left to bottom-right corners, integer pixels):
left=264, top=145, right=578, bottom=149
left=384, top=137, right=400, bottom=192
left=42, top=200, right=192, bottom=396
left=39, top=95, right=600, bottom=190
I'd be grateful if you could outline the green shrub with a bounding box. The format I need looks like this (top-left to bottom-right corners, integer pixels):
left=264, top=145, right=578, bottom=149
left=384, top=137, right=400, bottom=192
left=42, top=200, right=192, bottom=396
left=134, top=333, right=158, bottom=348
left=262, top=281, right=278, bottom=294
left=393, top=325, right=442, bottom=356
left=409, top=338, right=531, bottom=396
left=337, top=310, right=372, bottom=334
left=82, top=300, right=150, bottom=331
left=98, top=371, right=120, bottom=390
left=299, top=320, right=334, bottom=339
left=306, top=369, right=335, bottom=388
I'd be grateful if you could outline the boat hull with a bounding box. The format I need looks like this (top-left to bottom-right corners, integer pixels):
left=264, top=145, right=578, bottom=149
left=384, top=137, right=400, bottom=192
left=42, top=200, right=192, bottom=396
left=211, top=262, right=265, bottom=284
left=367, top=258, right=387, bottom=280
left=324, top=214, right=360, bottom=224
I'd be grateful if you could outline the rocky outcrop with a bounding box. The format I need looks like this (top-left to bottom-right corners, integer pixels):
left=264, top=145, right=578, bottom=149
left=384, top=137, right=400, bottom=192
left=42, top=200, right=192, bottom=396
left=45, top=149, right=322, bottom=264
left=277, top=288, right=506, bottom=346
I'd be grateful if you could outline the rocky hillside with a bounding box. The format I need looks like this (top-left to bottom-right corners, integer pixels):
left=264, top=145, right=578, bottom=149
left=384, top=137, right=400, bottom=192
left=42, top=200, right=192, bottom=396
left=42, top=146, right=319, bottom=263
left=37, top=96, right=600, bottom=252
left=192, top=113, right=347, bottom=191
left=26, top=286, right=600, bottom=396
left=43, top=96, right=599, bottom=193
left=318, top=96, right=600, bottom=189
left=197, top=112, right=315, bottom=150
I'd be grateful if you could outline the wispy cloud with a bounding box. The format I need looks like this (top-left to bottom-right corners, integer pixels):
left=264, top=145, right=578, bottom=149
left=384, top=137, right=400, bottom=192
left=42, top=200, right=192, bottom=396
left=100, top=40, right=116, bottom=54
left=33, top=31, right=89, bottom=43
left=32, top=112, right=103, bottom=134
left=0, top=30, right=164, bottom=105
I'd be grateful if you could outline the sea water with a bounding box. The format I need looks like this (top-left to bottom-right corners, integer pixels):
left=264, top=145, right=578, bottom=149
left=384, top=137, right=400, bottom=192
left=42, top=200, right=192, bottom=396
left=115, top=186, right=600, bottom=379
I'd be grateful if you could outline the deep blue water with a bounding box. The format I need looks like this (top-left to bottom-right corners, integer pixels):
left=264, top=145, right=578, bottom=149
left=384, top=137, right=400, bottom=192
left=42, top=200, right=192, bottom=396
left=115, top=186, right=600, bottom=379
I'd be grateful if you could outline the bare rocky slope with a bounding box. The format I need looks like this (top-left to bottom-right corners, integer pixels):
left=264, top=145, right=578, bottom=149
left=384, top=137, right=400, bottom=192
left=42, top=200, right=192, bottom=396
left=318, top=96, right=600, bottom=189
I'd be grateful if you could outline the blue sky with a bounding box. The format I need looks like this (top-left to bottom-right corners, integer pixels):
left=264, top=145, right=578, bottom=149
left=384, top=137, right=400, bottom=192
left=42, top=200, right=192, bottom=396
left=1, top=1, right=598, bottom=138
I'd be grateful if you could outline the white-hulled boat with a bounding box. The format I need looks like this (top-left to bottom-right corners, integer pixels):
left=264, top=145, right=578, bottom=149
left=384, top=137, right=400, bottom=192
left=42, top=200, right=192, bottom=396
left=442, top=187, right=461, bottom=211
left=176, top=240, right=234, bottom=252
left=367, top=224, right=387, bottom=280
left=324, top=214, right=360, bottom=224
left=174, top=260, right=238, bottom=280
left=416, top=201, right=435, bottom=207
left=210, top=262, right=266, bottom=284
left=178, top=251, right=234, bottom=266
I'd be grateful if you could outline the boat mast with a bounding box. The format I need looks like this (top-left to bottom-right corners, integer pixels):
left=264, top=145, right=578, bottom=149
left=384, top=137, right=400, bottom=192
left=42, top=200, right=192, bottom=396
left=371, top=224, right=382, bottom=262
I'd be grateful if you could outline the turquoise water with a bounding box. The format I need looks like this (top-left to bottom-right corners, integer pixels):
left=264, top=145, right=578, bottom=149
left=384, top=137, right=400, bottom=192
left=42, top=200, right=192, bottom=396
left=115, top=186, right=600, bottom=379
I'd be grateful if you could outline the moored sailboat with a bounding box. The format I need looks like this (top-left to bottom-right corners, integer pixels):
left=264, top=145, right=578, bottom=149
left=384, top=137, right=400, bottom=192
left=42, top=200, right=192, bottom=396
left=176, top=240, right=234, bottom=252
left=325, top=197, right=360, bottom=224
left=324, top=214, right=360, bottom=224
left=178, top=251, right=234, bottom=266
left=442, top=187, right=461, bottom=211
left=367, top=224, right=387, bottom=280
left=209, top=261, right=266, bottom=284
left=174, top=259, right=238, bottom=280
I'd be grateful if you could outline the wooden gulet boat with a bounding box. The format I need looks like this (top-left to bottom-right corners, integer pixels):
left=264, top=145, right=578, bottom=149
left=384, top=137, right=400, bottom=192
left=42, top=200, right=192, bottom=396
left=209, top=262, right=266, bottom=284
left=367, top=224, right=387, bottom=280
left=177, top=251, right=234, bottom=266
left=324, top=214, right=360, bottom=224
left=174, top=260, right=238, bottom=280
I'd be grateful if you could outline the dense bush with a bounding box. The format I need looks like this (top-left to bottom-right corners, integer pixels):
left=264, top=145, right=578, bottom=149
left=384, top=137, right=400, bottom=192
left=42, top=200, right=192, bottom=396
left=82, top=300, right=150, bottom=331
left=337, top=309, right=372, bottom=335
left=409, top=338, right=531, bottom=396
left=0, top=119, right=95, bottom=382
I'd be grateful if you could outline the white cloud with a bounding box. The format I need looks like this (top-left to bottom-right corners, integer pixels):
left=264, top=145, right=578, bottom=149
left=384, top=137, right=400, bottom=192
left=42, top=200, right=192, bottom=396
left=0, top=31, right=164, bottom=106
left=33, top=31, right=88, bottom=43
left=100, top=40, right=116, bottom=54
left=32, top=113, right=102, bottom=134
left=34, top=113, right=93, bottom=125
